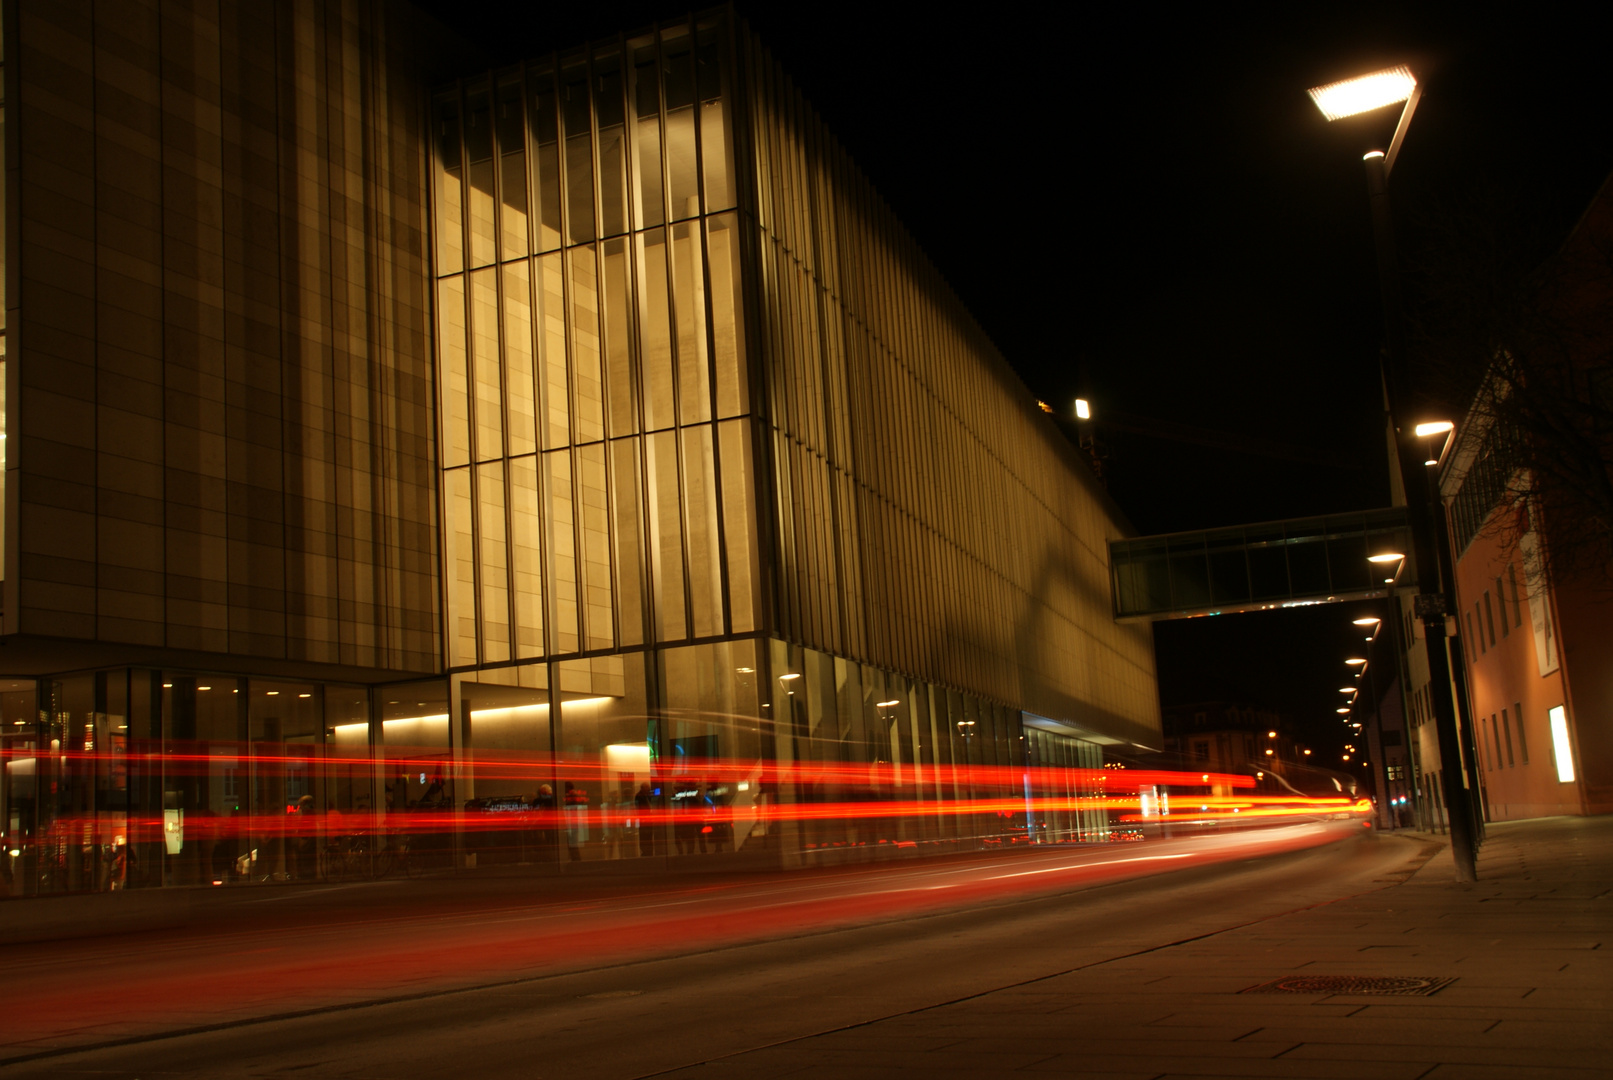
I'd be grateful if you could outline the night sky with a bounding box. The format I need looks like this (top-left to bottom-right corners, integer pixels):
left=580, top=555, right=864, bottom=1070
left=421, top=3, right=1610, bottom=764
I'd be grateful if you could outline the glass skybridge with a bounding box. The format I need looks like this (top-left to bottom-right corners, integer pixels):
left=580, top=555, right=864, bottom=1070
left=1109, top=507, right=1416, bottom=621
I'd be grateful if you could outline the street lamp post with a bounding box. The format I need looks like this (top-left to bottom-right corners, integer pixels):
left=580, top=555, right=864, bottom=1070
left=1309, top=66, right=1478, bottom=881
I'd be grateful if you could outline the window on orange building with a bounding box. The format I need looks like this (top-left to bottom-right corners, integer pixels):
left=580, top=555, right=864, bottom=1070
left=1502, top=708, right=1515, bottom=767
left=1484, top=592, right=1496, bottom=647
left=1495, top=577, right=1508, bottom=636
left=1514, top=702, right=1528, bottom=765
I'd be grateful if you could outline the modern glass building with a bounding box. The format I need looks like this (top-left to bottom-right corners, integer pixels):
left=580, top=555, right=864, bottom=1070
left=0, top=2, right=1159, bottom=897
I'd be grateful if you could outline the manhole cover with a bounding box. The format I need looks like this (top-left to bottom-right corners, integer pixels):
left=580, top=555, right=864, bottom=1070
left=1241, top=975, right=1455, bottom=996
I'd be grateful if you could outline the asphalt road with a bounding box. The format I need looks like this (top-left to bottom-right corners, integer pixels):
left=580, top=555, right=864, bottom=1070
left=0, top=821, right=1421, bottom=1079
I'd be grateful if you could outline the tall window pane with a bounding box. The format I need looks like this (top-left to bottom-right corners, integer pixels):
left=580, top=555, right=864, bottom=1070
left=509, top=455, right=546, bottom=658
left=602, top=237, right=638, bottom=436
left=546, top=449, right=580, bottom=653
left=697, top=27, right=733, bottom=212
left=662, top=33, right=698, bottom=220
left=470, top=268, right=503, bottom=460
left=611, top=438, right=646, bottom=647
left=647, top=430, right=687, bottom=641
left=631, top=43, right=664, bottom=229
left=530, top=74, right=562, bottom=252
left=595, top=52, right=627, bottom=238
left=638, top=228, right=674, bottom=431
left=562, top=65, right=595, bottom=245
left=478, top=462, right=511, bottom=663
left=719, top=418, right=756, bottom=633
left=433, top=94, right=463, bottom=275
left=503, top=261, right=537, bottom=455
left=708, top=212, right=748, bottom=418
left=437, top=277, right=470, bottom=467
left=447, top=468, right=478, bottom=666
left=496, top=77, right=528, bottom=262
left=672, top=220, right=710, bottom=424
left=578, top=443, right=614, bottom=651
left=538, top=252, right=570, bottom=448
left=465, top=87, right=496, bottom=268
left=570, top=246, right=606, bottom=443
left=682, top=425, right=723, bottom=638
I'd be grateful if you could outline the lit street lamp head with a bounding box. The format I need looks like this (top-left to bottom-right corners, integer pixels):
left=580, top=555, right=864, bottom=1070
left=1307, top=65, right=1417, bottom=121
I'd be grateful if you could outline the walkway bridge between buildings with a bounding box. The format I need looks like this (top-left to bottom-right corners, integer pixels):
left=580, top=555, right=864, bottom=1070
left=1109, top=507, right=1416, bottom=622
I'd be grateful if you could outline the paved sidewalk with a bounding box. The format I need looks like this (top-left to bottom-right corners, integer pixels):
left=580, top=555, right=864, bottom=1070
left=663, top=816, right=1612, bottom=1079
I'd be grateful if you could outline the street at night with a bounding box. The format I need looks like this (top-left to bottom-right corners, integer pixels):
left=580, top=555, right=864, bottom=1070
left=3, top=817, right=1608, bottom=1078
left=1, top=3, right=1609, bottom=1077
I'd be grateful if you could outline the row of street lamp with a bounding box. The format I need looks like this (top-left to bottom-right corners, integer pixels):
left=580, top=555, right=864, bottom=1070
left=1310, top=64, right=1480, bottom=881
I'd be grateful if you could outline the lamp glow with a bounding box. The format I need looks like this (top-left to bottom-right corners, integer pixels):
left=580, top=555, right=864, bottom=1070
left=1345, top=658, right=1367, bottom=665
left=1308, top=65, right=1417, bottom=121
left=1353, top=617, right=1381, bottom=626
left=1367, top=553, right=1403, bottom=564
left=1074, top=398, right=1091, bottom=420
left=1414, top=421, right=1454, bottom=437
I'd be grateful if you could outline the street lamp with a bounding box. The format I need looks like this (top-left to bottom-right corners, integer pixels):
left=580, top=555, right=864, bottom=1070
left=1415, top=420, right=1455, bottom=466
left=1312, top=68, right=1478, bottom=878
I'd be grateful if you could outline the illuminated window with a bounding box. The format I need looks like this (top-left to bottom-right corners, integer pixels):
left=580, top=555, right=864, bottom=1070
left=1548, top=706, right=1575, bottom=783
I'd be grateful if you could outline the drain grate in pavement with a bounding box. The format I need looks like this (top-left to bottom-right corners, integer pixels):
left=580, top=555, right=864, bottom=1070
left=1240, top=975, right=1456, bottom=996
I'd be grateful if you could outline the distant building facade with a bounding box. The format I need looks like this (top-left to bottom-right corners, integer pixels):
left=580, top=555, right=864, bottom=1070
left=0, top=3, right=1156, bottom=896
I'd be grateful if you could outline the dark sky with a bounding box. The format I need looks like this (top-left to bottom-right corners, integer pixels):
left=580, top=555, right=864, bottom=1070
left=420, top=3, right=1610, bottom=760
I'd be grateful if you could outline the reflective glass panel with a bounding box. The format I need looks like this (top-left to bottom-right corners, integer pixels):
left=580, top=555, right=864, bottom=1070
left=529, top=74, right=562, bottom=252
left=647, top=429, right=687, bottom=641
left=601, top=237, right=637, bottom=436
left=433, top=94, right=463, bottom=275
left=578, top=442, right=614, bottom=650
left=662, top=33, right=698, bottom=220
left=682, top=424, right=722, bottom=638
left=637, top=229, right=675, bottom=431
left=570, top=246, right=605, bottom=443
left=561, top=64, right=594, bottom=245
left=538, top=252, right=570, bottom=448
left=478, top=461, right=511, bottom=663
left=470, top=268, right=503, bottom=461
left=447, top=468, right=478, bottom=666
left=546, top=449, right=580, bottom=653
left=555, top=654, right=651, bottom=861
left=671, top=220, right=710, bottom=424
left=595, top=52, right=627, bottom=238
left=496, top=77, right=528, bottom=261
left=437, top=277, right=470, bottom=467
left=611, top=438, right=647, bottom=648
left=631, top=43, right=664, bottom=228
left=509, top=455, right=546, bottom=659
left=707, top=212, right=747, bottom=418
left=464, top=87, right=496, bottom=267
left=502, top=260, right=537, bottom=455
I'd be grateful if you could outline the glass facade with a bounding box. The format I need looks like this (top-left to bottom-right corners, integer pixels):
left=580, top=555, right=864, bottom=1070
left=1, top=8, right=1155, bottom=897
left=431, top=20, right=754, bottom=673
